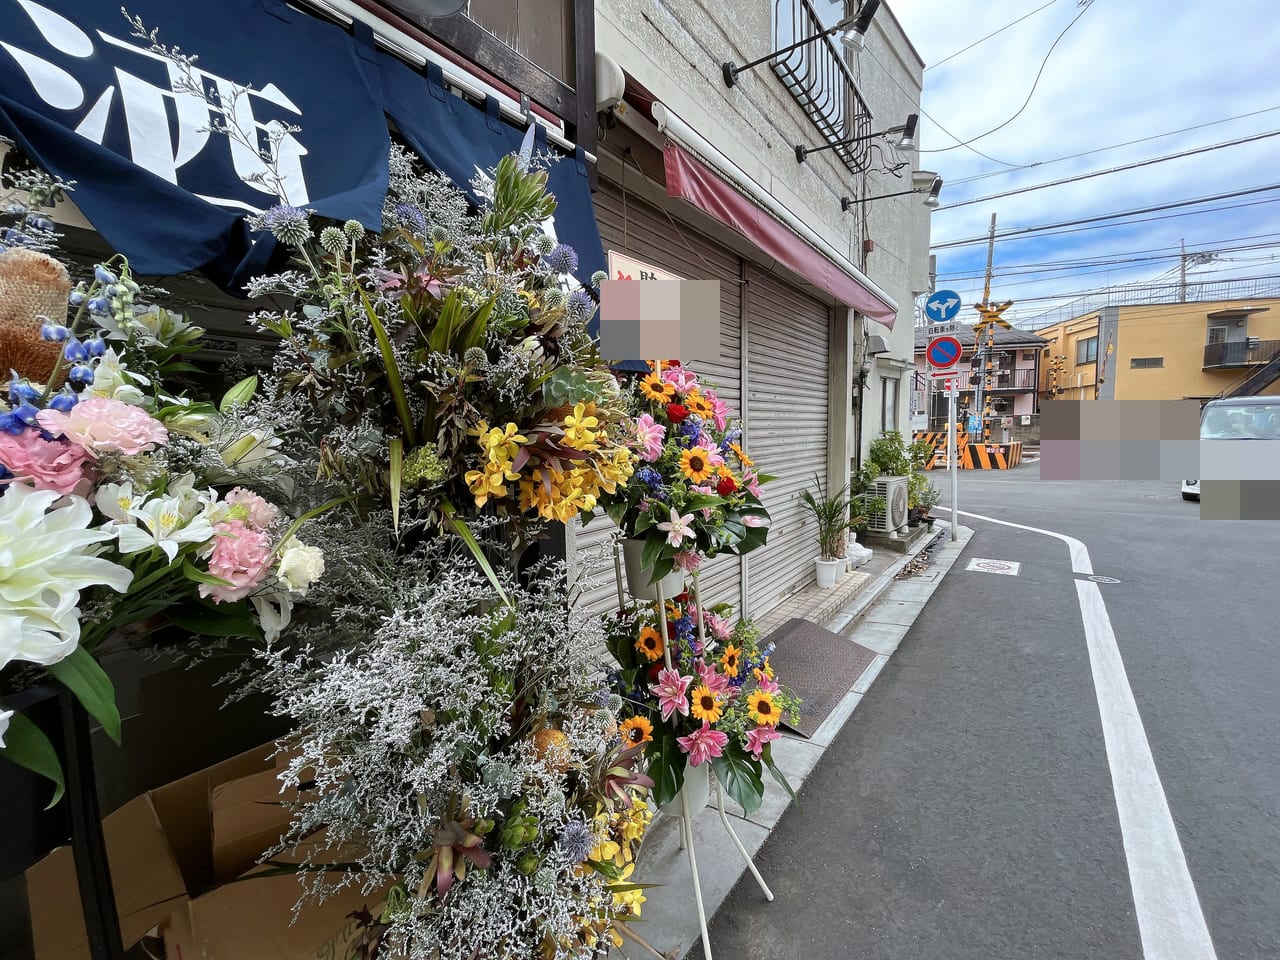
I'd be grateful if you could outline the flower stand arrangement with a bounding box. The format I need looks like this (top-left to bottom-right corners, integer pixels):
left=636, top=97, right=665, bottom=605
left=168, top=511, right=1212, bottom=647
left=3, top=103, right=658, bottom=958
left=593, top=359, right=791, bottom=959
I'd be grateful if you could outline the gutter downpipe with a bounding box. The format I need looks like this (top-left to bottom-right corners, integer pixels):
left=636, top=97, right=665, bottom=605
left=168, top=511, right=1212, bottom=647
left=650, top=101, right=898, bottom=317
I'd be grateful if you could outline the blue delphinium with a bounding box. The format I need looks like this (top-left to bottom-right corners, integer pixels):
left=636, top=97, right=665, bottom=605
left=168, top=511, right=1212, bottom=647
left=635, top=466, right=663, bottom=490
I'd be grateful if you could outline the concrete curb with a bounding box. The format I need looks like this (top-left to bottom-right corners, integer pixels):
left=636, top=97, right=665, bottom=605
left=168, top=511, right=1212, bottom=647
left=621, top=524, right=976, bottom=959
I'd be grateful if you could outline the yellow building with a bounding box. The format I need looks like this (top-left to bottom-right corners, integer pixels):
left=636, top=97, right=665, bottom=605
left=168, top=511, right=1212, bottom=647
left=1035, top=297, right=1280, bottom=401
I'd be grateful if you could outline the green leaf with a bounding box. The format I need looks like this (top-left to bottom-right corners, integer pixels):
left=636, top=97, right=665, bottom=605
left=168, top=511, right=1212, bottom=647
left=163, top=602, right=262, bottom=640
left=761, top=743, right=799, bottom=806
left=1, top=711, right=65, bottom=808
left=269, top=495, right=359, bottom=560
left=441, top=502, right=513, bottom=610
left=181, top=559, right=233, bottom=588
left=640, top=534, right=665, bottom=572
left=646, top=730, right=684, bottom=808
left=47, top=647, right=121, bottom=744
left=711, top=747, right=766, bottom=817
left=218, top=374, right=258, bottom=413
left=389, top=437, right=404, bottom=536
left=359, top=287, right=416, bottom=446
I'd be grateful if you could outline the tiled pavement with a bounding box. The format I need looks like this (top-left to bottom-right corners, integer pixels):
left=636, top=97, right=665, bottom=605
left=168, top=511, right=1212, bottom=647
left=613, top=523, right=976, bottom=960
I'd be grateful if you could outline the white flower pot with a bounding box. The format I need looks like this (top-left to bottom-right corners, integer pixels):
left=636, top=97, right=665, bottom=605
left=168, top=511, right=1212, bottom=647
left=661, top=758, right=712, bottom=814
left=622, top=538, right=685, bottom=601
left=846, top=541, right=873, bottom=570
left=815, top=557, right=843, bottom=589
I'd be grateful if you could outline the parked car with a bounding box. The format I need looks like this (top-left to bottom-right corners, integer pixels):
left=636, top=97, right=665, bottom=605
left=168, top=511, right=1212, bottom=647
left=1183, top=395, right=1280, bottom=500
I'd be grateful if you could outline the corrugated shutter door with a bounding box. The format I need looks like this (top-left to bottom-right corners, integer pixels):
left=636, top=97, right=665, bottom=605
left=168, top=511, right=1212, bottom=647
left=744, top=269, right=830, bottom=617
left=570, top=181, right=744, bottom=615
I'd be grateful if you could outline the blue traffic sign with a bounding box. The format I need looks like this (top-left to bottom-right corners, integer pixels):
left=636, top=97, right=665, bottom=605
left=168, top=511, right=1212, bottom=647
left=927, top=335, right=962, bottom=368
left=925, top=289, right=962, bottom=322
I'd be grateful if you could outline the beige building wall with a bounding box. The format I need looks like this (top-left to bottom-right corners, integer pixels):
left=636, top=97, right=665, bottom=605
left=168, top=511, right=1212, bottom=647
left=1108, top=300, right=1280, bottom=400
left=1035, top=314, right=1101, bottom=401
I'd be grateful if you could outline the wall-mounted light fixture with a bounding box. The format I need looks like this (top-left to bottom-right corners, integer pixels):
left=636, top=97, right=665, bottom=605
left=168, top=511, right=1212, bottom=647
left=841, top=175, right=942, bottom=211
left=796, top=113, right=917, bottom=163
left=722, top=0, right=881, bottom=88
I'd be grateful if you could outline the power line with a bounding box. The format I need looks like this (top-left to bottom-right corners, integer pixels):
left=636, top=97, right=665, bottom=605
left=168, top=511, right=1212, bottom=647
left=930, top=183, right=1280, bottom=249
left=920, top=1, right=1095, bottom=154
left=936, top=130, right=1280, bottom=210
left=925, top=0, right=1059, bottom=72
left=944, top=105, right=1280, bottom=186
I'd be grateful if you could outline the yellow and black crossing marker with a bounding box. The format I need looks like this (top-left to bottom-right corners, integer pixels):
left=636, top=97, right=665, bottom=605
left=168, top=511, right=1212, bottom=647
left=972, top=299, right=1013, bottom=444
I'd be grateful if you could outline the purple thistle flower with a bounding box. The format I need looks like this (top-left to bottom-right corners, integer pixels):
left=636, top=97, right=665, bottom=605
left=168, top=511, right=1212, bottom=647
left=557, top=819, right=595, bottom=863
left=392, top=202, right=428, bottom=235
left=258, top=204, right=312, bottom=245
left=545, top=243, right=578, bottom=276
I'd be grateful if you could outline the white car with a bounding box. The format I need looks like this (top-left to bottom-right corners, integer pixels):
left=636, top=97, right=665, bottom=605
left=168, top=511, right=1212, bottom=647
left=1183, top=396, right=1280, bottom=501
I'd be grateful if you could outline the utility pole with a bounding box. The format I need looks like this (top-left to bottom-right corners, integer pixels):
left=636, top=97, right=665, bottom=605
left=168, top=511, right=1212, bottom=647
left=1180, top=238, right=1187, bottom=303
left=972, top=214, right=1014, bottom=445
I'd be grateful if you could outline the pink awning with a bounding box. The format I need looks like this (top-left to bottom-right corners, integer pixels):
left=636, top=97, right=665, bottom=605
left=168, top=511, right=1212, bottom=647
left=663, top=142, right=897, bottom=328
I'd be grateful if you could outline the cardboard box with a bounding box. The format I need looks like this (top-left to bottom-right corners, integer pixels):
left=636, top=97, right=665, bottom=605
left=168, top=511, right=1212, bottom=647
left=210, top=760, right=303, bottom=885
left=24, top=793, right=188, bottom=960
left=150, top=742, right=278, bottom=894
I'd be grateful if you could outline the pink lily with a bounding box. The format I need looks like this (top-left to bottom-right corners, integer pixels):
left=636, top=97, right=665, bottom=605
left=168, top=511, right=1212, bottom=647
left=634, top=413, right=666, bottom=462
left=695, top=660, right=730, bottom=696
left=656, top=507, right=696, bottom=547
left=650, top=667, right=693, bottom=721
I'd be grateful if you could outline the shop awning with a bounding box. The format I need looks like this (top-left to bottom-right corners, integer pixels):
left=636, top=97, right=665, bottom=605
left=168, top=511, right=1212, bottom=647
left=0, top=0, right=606, bottom=302
left=661, top=140, right=898, bottom=329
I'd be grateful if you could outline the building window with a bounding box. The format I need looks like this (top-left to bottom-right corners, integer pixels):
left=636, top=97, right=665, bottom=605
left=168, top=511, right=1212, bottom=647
left=880, top=376, right=899, bottom=433
left=1076, top=336, right=1098, bottom=365
left=1022, top=351, right=1038, bottom=361
left=1130, top=357, right=1164, bottom=368
left=1206, top=325, right=1227, bottom=345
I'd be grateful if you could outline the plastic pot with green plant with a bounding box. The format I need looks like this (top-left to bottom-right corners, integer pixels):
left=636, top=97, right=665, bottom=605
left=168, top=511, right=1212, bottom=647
left=799, top=473, right=854, bottom=588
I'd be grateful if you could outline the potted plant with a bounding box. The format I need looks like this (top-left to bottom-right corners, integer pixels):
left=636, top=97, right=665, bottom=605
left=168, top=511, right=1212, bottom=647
left=799, top=473, right=853, bottom=589
left=906, top=473, right=929, bottom=527
left=919, top=483, right=943, bottom=530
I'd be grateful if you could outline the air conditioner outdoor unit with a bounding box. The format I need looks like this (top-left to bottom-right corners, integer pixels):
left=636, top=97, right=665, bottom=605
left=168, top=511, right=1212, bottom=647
left=866, top=476, right=910, bottom=534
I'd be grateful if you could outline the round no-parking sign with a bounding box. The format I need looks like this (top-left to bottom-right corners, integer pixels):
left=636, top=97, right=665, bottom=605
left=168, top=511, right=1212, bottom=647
left=927, top=335, right=962, bottom=369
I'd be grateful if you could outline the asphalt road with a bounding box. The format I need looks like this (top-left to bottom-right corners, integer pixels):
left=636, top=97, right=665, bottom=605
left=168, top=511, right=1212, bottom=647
left=693, top=464, right=1280, bottom=960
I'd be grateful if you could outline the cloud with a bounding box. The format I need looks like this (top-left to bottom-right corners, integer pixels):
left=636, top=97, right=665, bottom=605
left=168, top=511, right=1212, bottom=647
left=888, top=0, right=1280, bottom=324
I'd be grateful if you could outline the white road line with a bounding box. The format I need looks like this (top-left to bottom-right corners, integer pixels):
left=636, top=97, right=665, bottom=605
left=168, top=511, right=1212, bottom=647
left=959, top=510, right=1218, bottom=960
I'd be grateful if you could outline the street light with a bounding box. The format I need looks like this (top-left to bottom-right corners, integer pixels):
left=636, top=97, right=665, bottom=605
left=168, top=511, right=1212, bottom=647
left=722, top=0, right=882, bottom=88
left=795, top=113, right=917, bottom=163
left=841, top=175, right=943, bottom=211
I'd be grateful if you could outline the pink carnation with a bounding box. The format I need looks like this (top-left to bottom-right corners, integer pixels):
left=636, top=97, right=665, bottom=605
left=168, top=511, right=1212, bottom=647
left=677, top=721, right=729, bottom=767
left=745, top=724, right=781, bottom=760
left=634, top=413, right=666, bottom=462
left=199, top=520, right=273, bottom=603
left=0, top=430, right=91, bottom=495
left=224, top=487, right=279, bottom=531
left=37, top=397, right=167, bottom=457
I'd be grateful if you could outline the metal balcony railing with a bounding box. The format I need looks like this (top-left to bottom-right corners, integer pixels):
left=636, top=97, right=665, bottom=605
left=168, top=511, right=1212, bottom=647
left=1203, top=338, right=1280, bottom=369
left=988, top=368, right=1039, bottom=390
left=771, top=0, right=874, bottom=175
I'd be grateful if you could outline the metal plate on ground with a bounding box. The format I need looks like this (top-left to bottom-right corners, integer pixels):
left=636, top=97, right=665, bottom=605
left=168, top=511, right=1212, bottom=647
left=762, top=618, right=878, bottom=739
left=966, top=558, right=1021, bottom=576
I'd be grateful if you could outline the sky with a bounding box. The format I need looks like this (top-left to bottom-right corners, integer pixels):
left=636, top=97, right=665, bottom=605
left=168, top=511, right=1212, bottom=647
left=886, top=0, right=1280, bottom=329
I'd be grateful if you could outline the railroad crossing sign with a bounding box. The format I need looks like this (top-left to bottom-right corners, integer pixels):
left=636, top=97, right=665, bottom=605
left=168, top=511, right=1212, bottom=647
left=973, top=299, right=1014, bottom=334
left=925, top=289, right=962, bottom=323
left=927, top=335, right=962, bottom=369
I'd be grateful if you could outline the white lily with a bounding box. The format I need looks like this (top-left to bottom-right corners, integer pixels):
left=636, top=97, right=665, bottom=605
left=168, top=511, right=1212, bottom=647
left=83, top=347, right=148, bottom=406
left=119, top=495, right=216, bottom=562
left=0, top=708, right=12, bottom=748
left=656, top=507, right=696, bottom=547
left=95, top=481, right=142, bottom=525
left=0, top=484, right=133, bottom=670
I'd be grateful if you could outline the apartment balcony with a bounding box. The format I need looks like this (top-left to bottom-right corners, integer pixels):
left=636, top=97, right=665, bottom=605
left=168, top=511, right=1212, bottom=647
left=1203, top=339, right=1280, bottom=369
left=984, top=368, right=1038, bottom=391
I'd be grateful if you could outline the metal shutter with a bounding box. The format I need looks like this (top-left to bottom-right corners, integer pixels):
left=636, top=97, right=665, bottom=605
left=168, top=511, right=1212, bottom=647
left=743, top=269, right=831, bottom=617
left=570, top=180, right=744, bottom=615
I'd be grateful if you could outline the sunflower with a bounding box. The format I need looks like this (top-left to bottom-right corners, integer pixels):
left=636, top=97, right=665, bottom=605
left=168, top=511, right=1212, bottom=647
left=689, top=684, right=723, bottom=724
left=679, top=447, right=715, bottom=483
left=720, top=643, right=741, bottom=678
left=639, top=373, right=677, bottom=403
left=729, top=442, right=753, bottom=467
left=684, top=391, right=713, bottom=418
left=746, top=689, right=779, bottom=726
left=619, top=715, right=654, bottom=746
left=635, top=625, right=664, bottom=662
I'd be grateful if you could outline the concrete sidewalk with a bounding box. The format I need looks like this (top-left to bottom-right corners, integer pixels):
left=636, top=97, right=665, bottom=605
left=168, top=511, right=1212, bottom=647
left=614, top=524, right=975, bottom=960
